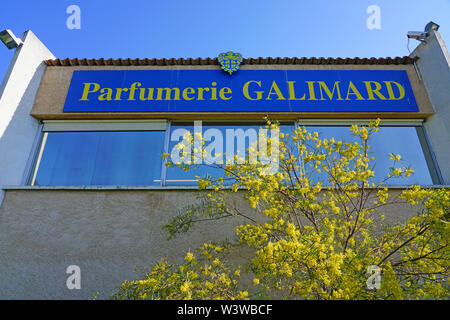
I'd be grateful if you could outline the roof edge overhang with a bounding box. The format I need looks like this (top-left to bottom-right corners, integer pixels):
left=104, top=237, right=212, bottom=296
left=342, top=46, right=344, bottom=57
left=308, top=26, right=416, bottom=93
left=44, top=56, right=418, bottom=67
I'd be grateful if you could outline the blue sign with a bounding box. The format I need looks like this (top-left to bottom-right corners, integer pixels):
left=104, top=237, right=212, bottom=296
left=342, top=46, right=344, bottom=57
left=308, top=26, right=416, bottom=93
left=63, top=70, right=418, bottom=112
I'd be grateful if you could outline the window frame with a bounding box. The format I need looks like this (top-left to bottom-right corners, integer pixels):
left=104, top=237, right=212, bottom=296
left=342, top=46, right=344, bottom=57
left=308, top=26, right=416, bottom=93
left=26, top=119, right=443, bottom=187
left=165, top=121, right=297, bottom=185
left=29, top=120, right=168, bottom=186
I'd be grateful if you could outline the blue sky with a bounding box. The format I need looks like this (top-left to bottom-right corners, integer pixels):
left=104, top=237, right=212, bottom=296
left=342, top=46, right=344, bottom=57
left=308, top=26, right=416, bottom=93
left=1, top=0, right=449, bottom=82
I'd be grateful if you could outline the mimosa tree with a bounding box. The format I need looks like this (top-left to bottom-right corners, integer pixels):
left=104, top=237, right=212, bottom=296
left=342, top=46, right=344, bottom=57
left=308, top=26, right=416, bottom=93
left=112, top=119, right=449, bottom=300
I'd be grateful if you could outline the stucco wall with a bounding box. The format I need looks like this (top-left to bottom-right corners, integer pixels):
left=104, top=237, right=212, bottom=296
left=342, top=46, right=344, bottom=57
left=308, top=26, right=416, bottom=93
left=0, top=189, right=253, bottom=299
left=411, top=30, right=450, bottom=184
left=0, top=188, right=418, bottom=299
left=0, top=31, right=54, bottom=191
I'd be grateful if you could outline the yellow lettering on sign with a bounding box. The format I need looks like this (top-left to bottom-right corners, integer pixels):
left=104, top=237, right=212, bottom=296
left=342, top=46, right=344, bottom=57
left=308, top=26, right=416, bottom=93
left=266, top=81, right=285, bottom=100
left=287, top=81, right=306, bottom=100
left=219, top=87, right=232, bottom=100
left=384, top=81, right=405, bottom=100
left=318, top=81, right=343, bottom=100
left=98, top=88, right=113, bottom=101
left=243, top=81, right=263, bottom=100
left=156, top=88, right=181, bottom=101
left=182, top=87, right=195, bottom=101
left=79, top=83, right=100, bottom=101
left=210, top=82, right=218, bottom=100
left=364, top=81, right=387, bottom=100
left=197, top=87, right=210, bottom=100
left=346, top=81, right=365, bottom=100
left=77, top=77, right=408, bottom=104
left=114, top=88, right=128, bottom=101
left=128, top=82, right=141, bottom=101
left=139, top=88, right=154, bottom=100
left=306, top=81, right=317, bottom=100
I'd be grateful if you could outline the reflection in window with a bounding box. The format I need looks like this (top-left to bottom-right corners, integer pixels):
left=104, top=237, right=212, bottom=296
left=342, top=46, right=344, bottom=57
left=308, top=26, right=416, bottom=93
left=166, top=123, right=295, bottom=185
left=304, top=126, right=437, bottom=186
left=30, top=124, right=439, bottom=187
left=33, top=131, right=165, bottom=186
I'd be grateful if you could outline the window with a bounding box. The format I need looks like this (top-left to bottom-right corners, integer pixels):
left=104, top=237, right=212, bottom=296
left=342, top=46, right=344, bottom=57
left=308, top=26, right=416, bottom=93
left=301, top=123, right=440, bottom=186
left=31, top=121, right=166, bottom=186
left=166, top=122, right=296, bottom=185
left=29, top=120, right=440, bottom=187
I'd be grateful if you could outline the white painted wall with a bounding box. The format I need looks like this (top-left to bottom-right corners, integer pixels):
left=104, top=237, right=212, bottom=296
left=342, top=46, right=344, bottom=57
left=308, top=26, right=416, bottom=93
left=411, top=30, right=450, bottom=184
left=0, top=30, right=55, bottom=203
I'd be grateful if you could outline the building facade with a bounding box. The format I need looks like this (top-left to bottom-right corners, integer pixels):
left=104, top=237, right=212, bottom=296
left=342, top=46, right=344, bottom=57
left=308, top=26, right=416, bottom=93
left=0, top=25, right=449, bottom=299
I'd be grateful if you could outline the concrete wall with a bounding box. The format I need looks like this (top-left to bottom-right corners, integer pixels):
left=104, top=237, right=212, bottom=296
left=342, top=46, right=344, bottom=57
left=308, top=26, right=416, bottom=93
left=0, top=187, right=417, bottom=300
left=411, top=30, right=450, bottom=184
left=0, top=31, right=55, bottom=195
left=0, top=188, right=254, bottom=299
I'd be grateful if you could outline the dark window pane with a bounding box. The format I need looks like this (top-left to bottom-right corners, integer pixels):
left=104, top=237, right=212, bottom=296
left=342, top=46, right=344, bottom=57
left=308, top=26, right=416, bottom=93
left=34, top=131, right=165, bottom=186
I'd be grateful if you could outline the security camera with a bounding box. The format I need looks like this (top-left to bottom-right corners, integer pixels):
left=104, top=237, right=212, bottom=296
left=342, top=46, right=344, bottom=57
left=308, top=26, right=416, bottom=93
left=407, top=31, right=427, bottom=41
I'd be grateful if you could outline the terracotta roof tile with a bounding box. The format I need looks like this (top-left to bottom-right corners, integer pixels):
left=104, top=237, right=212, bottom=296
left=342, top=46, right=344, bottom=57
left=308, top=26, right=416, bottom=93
left=44, top=56, right=418, bottom=67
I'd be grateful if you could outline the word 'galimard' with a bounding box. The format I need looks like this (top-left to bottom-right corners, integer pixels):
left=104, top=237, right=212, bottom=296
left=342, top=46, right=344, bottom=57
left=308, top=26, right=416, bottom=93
left=78, top=80, right=406, bottom=102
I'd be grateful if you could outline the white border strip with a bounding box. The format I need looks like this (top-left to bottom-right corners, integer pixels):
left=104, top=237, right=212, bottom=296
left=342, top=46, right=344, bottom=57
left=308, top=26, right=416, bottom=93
left=297, top=119, right=424, bottom=126
left=30, top=132, right=48, bottom=186
left=0, top=189, right=4, bottom=208
left=21, top=123, right=44, bottom=185
left=42, top=120, right=167, bottom=132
